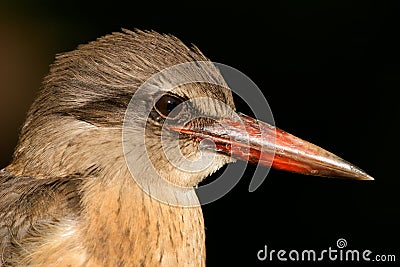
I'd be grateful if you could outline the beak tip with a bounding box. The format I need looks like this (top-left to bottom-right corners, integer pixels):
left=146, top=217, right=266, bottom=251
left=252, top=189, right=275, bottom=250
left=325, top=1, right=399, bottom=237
left=351, top=167, right=374, bottom=181
left=351, top=167, right=375, bottom=181
left=361, top=173, right=375, bottom=181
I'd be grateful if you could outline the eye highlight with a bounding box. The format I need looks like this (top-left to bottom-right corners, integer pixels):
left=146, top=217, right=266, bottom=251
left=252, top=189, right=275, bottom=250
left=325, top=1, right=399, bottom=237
left=154, top=94, right=184, bottom=119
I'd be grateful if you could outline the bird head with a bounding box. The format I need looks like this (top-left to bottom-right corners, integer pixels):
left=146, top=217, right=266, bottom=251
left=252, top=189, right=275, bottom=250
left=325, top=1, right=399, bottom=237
left=10, top=30, right=234, bottom=185
left=10, top=30, right=372, bottom=200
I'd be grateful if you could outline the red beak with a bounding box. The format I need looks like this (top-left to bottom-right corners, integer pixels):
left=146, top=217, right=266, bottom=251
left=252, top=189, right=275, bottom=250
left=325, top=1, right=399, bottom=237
left=174, top=113, right=374, bottom=181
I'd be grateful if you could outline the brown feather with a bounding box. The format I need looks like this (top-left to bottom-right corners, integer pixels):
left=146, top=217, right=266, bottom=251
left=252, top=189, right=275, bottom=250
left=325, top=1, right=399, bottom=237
left=0, top=29, right=234, bottom=266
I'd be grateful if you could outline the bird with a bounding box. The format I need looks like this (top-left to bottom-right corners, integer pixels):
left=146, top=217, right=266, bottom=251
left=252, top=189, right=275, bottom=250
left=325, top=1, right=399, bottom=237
left=0, top=29, right=373, bottom=266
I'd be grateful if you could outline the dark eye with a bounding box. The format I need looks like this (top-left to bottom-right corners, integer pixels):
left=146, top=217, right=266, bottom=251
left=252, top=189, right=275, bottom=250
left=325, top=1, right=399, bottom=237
left=154, top=94, right=184, bottom=119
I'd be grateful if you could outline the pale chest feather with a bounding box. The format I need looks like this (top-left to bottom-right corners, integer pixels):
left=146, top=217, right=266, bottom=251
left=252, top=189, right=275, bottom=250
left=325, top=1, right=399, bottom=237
left=31, top=182, right=204, bottom=266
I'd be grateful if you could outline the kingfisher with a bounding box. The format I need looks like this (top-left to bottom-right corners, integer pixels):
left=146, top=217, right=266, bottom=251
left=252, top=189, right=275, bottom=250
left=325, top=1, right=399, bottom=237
left=0, top=29, right=373, bottom=266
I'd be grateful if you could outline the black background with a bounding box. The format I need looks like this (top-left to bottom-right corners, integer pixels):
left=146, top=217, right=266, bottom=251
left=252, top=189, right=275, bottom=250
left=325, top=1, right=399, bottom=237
left=1, top=1, right=399, bottom=266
